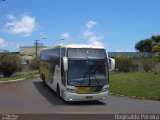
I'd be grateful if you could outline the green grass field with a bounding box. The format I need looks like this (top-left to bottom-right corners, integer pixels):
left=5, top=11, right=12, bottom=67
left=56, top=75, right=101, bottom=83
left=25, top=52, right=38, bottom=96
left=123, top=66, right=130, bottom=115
left=0, top=71, right=39, bottom=82
left=109, top=72, right=160, bottom=100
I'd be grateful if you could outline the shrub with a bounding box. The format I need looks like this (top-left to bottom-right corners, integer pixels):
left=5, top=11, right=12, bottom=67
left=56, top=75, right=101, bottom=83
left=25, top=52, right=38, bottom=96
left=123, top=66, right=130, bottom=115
left=115, top=55, right=133, bottom=72
left=140, top=53, right=155, bottom=72
left=29, top=57, right=39, bottom=70
left=0, top=50, right=22, bottom=77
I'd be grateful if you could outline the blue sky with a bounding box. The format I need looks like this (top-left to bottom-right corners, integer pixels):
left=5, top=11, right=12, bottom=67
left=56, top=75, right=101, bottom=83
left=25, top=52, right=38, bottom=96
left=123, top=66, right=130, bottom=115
left=0, top=0, right=160, bottom=52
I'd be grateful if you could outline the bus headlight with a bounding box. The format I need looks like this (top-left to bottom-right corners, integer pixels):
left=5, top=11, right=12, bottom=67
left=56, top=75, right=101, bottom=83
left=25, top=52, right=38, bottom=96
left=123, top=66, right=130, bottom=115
left=101, top=87, right=108, bottom=92
left=67, top=88, right=76, bottom=93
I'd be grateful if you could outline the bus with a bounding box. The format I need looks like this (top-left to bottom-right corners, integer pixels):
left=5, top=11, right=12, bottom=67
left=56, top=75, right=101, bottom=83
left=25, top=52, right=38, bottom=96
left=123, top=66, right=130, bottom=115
left=39, top=44, right=115, bottom=101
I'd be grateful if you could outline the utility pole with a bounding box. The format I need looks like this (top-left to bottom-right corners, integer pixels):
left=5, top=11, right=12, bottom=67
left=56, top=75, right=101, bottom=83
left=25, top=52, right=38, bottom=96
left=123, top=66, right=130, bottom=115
left=34, top=40, right=39, bottom=59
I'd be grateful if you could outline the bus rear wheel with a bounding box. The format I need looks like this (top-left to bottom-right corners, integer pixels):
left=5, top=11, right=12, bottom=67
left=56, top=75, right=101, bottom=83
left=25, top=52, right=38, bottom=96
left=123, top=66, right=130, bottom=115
left=42, top=74, right=46, bottom=85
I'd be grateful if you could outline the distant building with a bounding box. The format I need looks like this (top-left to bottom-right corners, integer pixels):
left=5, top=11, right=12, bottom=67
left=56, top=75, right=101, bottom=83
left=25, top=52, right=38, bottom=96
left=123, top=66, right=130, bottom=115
left=19, top=43, right=46, bottom=64
left=108, top=52, right=160, bottom=72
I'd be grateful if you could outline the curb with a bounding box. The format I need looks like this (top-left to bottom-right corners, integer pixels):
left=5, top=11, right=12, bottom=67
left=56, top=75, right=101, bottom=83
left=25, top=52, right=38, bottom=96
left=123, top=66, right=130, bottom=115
left=0, top=74, right=39, bottom=83
left=109, top=93, right=160, bottom=101
left=0, top=78, right=26, bottom=83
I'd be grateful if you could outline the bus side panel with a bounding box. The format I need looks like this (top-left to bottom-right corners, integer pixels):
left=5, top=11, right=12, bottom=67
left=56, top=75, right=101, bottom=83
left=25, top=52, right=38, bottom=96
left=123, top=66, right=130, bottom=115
left=40, top=61, right=49, bottom=83
left=51, top=65, right=61, bottom=93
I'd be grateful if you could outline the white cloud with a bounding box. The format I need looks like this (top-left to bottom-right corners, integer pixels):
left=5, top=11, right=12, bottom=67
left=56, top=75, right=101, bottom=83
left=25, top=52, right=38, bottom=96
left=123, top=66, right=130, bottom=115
left=4, top=14, right=37, bottom=36
left=89, top=36, right=104, bottom=47
left=61, top=32, right=70, bottom=39
left=9, top=42, right=20, bottom=48
left=116, top=50, right=123, bottom=52
left=116, top=48, right=135, bottom=52
left=83, top=30, right=93, bottom=37
left=6, top=14, right=16, bottom=20
left=0, top=37, right=21, bottom=50
left=40, top=33, right=48, bottom=39
left=86, top=21, right=97, bottom=29
left=0, top=38, right=7, bottom=47
left=83, top=20, right=104, bottom=48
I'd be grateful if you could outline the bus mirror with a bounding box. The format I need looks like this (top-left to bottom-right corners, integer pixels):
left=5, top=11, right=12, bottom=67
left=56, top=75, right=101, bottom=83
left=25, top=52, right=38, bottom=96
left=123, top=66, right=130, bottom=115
left=63, top=57, right=68, bottom=71
left=108, top=57, right=115, bottom=71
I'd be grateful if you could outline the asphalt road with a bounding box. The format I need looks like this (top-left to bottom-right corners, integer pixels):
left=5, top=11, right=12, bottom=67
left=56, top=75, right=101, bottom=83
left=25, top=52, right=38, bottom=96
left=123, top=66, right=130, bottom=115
left=0, top=78, right=160, bottom=114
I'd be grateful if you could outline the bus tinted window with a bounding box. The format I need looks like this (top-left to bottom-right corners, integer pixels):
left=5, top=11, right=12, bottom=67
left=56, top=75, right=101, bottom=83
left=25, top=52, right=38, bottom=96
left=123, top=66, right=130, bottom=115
left=68, top=48, right=106, bottom=59
left=40, top=51, right=49, bottom=61
left=40, top=48, right=60, bottom=62
left=68, top=48, right=87, bottom=58
left=88, top=49, right=106, bottom=59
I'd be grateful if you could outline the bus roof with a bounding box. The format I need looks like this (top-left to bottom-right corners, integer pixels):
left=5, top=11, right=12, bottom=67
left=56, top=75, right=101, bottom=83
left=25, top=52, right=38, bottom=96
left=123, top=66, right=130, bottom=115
left=41, top=43, right=104, bottom=51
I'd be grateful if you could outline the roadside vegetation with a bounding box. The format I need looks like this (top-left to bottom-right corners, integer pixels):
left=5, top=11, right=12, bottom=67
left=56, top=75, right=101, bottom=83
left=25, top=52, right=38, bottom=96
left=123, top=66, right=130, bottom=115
left=0, top=71, right=39, bottom=82
left=135, top=35, right=160, bottom=73
left=0, top=50, right=40, bottom=81
left=110, top=72, right=160, bottom=100
left=29, top=57, right=40, bottom=70
left=109, top=35, right=160, bottom=100
left=0, top=50, right=22, bottom=77
left=114, top=55, right=133, bottom=72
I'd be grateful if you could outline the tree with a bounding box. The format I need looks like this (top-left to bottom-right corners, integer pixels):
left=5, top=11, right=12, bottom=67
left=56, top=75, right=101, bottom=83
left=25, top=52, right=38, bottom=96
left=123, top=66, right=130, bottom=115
left=135, top=35, right=160, bottom=52
left=152, top=45, right=160, bottom=64
left=29, top=57, right=40, bottom=70
left=140, top=53, right=155, bottom=72
left=115, top=55, right=133, bottom=72
left=135, top=39, right=153, bottom=52
left=135, top=35, right=160, bottom=72
left=0, top=50, right=22, bottom=77
left=151, top=35, right=160, bottom=43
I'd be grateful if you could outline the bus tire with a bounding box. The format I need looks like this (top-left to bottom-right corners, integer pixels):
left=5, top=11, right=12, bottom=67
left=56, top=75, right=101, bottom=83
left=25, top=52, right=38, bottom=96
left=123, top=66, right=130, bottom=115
left=56, top=84, right=60, bottom=97
left=42, top=74, right=46, bottom=84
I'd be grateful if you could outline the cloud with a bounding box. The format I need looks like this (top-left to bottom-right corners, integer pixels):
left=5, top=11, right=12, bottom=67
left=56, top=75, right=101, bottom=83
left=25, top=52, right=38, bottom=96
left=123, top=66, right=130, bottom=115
left=86, top=21, right=97, bottom=29
left=9, top=42, right=20, bottom=48
left=116, top=50, right=123, bottom=52
left=6, top=14, right=16, bottom=20
left=61, top=32, right=70, bottom=39
left=83, top=20, right=104, bottom=47
left=3, top=14, right=37, bottom=36
left=83, top=30, right=93, bottom=37
left=89, top=36, right=104, bottom=47
left=39, top=32, right=48, bottom=39
left=0, top=37, right=21, bottom=50
left=116, top=48, right=135, bottom=52
left=0, top=38, right=7, bottom=47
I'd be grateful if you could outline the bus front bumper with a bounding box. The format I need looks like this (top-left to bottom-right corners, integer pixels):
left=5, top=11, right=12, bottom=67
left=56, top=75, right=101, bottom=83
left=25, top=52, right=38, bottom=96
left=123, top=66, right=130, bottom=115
left=63, top=91, right=109, bottom=101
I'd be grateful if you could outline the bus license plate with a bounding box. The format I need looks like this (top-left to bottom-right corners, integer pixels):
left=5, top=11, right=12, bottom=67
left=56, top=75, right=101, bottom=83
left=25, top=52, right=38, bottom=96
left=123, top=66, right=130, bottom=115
left=86, top=96, right=93, bottom=99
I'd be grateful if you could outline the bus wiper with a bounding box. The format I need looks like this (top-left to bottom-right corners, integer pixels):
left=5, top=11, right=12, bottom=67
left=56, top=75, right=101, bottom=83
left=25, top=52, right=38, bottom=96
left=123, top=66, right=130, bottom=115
left=80, top=72, right=100, bottom=87
left=89, top=67, right=100, bottom=86
left=91, top=73, right=100, bottom=86
left=80, top=71, right=89, bottom=86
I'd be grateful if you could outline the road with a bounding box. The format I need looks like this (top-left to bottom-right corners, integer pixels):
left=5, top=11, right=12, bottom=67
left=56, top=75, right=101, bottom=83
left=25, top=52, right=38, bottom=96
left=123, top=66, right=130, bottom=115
left=0, top=77, right=160, bottom=114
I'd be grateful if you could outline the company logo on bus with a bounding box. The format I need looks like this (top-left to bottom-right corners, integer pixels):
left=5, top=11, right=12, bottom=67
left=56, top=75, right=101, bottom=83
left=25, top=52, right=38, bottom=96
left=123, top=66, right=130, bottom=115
left=76, top=86, right=103, bottom=94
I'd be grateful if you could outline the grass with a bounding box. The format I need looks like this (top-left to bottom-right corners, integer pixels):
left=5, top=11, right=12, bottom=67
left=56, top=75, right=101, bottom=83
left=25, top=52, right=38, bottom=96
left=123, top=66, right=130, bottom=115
left=109, top=72, right=160, bottom=100
left=0, top=71, right=39, bottom=82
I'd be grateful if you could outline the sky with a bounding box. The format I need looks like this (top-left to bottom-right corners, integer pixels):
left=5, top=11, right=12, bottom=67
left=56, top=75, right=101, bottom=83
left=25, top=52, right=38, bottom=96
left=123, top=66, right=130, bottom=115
left=0, top=0, right=160, bottom=52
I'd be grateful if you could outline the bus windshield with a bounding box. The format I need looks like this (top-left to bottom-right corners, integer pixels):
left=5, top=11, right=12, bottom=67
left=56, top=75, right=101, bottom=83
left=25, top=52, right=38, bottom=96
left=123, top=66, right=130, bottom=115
left=68, top=59, right=108, bottom=86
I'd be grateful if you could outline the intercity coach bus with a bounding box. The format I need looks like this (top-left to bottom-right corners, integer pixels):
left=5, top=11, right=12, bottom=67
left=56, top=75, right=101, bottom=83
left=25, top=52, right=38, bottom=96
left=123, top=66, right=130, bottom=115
left=39, top=44, right=115, bottom=101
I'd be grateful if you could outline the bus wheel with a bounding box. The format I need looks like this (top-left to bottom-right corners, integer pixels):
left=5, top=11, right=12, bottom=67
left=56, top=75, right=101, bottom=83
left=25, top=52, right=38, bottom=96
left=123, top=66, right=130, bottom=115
left=42, top=74, right=46, bottom=85
left=56, top=84, right=60, bottom=96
